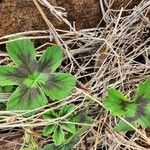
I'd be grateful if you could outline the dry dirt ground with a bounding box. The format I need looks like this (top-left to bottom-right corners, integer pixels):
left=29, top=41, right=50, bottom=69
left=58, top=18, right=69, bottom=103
left=0, top=0, right=147, bottom=37
left=0, top=0, right=101, bottom=37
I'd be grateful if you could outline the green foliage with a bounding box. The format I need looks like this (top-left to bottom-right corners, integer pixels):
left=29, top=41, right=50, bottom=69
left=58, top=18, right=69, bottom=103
left=43, top=137, right=79, bottom=150
left=42, top=104, right=76, bottom=145
left=0, top=37, right=76, bottom=111
left=0, top=37, right=92, bottom=148
left=2, top=85, right=14, bottom=92
left=43, top=121, right=92, bottom=150
left=43, top=120, right=92, bottom=150
left=43, top=104, right=92, bottom=146
left=103, top=88, right=130, bottom=116
left=103, top=79, right=150, bottom=131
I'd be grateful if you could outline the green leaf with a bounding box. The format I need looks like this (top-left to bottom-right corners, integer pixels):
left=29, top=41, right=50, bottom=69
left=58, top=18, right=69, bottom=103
left=2, top=85, right=14, bottom=92
left=43, top=124, right=56, bottom=136
left=133, top=79, right=150, bottom=101
left=41, top=73, right=76, bottom=100
left=0, top=66, right=18, bottom=86
left=61, top=123, right=76, bottom=134
left=103, top=88, right=130, bottom=116
left=124, top=79, right=150, bottom=129
left=136, top=115, right=150, bottom=128
left=43, top=144, right=55, bottom=150
left=2, top=38, right=75, bottom=112
left=39, top=45, right=62, bottom=72
left=7, top=85, right=47, bottom=111
left=43, top=137, right=79, bottom=150
left=60, top=137, right=78, bottom=150
left=59, top=104, right=75, bottom=116
left=23, top=72, right=49, bottom=88
left=53, top=125, right=65, bottom=145
left=108, top=79, right=150, bottom=131
left=43, top=111, right=57, bottom=120
left=6, top=38, right=36, bottom=66
left=43, top=117, right=92, bottom=150
left=113, top=120, right=135, bottom=131
left=113, top=95, right=150, bottom=131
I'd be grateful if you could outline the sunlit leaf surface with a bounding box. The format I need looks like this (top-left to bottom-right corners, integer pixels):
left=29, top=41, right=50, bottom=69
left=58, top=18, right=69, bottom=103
left=103, top=79, right=150, bottom=131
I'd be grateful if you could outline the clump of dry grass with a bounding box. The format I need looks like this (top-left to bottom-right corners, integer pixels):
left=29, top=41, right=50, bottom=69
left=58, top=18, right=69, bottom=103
left=0, top=0, right=150, bottom=149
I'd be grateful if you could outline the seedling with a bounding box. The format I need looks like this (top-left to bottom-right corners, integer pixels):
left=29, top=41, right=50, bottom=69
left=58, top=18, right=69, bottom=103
left=43, top=104, right=92, bottom=145
left=0, top=37, right=76, bottom=111
left=43, top=137, right=79, bottom=150
left=103, top=79, right=150, bottom=131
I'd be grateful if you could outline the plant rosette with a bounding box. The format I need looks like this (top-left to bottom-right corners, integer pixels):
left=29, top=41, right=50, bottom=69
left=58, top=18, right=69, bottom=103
left=42, top=104, right=92, bottom=145
left=103, top=79, right=150, bottom=131
left=0, top=37, right=76, bottom=112
left=43, top=104, right=76, bottom=145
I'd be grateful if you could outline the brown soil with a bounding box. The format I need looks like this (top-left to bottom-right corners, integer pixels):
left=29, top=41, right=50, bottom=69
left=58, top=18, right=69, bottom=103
left=0, top=0, right=146, bottom=37
left=0, top=132, right=23, bottom=150
left=0, top=0, right=101, bottom=37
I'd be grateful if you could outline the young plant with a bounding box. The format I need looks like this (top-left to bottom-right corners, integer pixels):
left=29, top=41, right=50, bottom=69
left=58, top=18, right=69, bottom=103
left=103, top=79, right=150, bottom=131
left=43, top=104, right=92, bottom=146
left=43, top=137, right=79, bottom=150
left=0, top=38, right=76, bottom=111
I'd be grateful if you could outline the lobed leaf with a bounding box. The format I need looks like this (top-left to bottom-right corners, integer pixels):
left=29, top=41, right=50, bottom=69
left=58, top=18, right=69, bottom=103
left=3, top=38, right=76, bottom=113
left=113, top=120, right=135, bottom=131
left=108, top=79, right=150, bottom=131
left=7, top=85, right=47, bottom=111
left=59, top=104, right=75, bottom=116
left=38, top=45, right=62, bottom=72
left=53, top=125, right=65, bottom=145
left=6, top=38, right=36, bottom=66
left=133, top=79, right=150, bottom=101
left=2, top=85, right=14, bottom=92
left=103, top=88, right=130, bottom=116
left=43, top=124, right=56, bottom=136
left=43, top=111, right=57, bottom=120
left=43, top=137, right=79, bottom=150
left=41, top=73, right=76, bottom=101
left=61, top=123, right=76, bottom=134
left=0, top=66, right=18, bottom=86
